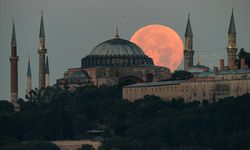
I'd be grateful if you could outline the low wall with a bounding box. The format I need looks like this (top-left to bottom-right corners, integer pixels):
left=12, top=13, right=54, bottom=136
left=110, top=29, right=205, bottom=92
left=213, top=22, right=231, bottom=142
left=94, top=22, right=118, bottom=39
left=52, top=140, right=101, bottom=150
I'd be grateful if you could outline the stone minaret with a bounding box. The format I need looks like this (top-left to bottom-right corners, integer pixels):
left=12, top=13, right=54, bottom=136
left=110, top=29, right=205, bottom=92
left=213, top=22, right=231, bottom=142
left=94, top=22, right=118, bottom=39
left=38, top=11, right=47, bottom=89
left=45, top=56, right=49, bottom=87
left=227, top=9, right=237, bottom=70
left=26, top=57, right=32, bottom=96
left=184, top=14, right=194, bottom=71
left=10, top=19, right=19, bottom=110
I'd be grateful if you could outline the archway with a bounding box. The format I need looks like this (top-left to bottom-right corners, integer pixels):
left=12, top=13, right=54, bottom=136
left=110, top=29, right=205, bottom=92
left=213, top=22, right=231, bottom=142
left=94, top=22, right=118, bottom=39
left=118, top=76, right=143, bottom=86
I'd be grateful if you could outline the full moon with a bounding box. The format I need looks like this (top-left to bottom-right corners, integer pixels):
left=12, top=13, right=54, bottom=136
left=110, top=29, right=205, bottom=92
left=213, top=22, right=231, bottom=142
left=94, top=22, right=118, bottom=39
left=130, top=24, right=183, bottom=72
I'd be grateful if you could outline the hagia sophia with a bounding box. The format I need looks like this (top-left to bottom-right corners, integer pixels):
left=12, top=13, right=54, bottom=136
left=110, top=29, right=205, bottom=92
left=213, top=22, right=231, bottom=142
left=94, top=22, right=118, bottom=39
left=9, top=9, right=250, bottom=109
left=56, top=29, right=171, bottom=90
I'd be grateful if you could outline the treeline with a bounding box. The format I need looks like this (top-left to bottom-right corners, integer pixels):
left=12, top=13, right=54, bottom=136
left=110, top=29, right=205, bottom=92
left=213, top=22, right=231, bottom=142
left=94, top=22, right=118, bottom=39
left=0, top=85, right=250, bottom=150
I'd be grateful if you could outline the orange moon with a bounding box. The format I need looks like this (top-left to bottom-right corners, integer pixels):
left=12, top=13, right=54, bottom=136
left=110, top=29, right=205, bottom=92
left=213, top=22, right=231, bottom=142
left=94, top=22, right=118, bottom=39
left=130, top=24, right=183, bottom=72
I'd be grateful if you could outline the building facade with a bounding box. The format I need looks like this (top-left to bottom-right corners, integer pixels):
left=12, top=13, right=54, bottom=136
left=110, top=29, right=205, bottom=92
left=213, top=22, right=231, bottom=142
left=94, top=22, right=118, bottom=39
left=123, top=69, right=250, bottom=102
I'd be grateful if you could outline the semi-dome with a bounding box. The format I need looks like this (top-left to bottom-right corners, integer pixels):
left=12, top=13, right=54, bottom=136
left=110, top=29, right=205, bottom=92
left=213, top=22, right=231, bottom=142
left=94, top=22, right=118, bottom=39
left=81, top=36, right=154, bottom=68
left=89, top=38, right=146, bottom=56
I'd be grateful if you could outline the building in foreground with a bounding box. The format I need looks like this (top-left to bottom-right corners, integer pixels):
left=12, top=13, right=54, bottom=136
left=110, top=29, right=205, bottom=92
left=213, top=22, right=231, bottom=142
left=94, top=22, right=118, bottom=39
left=57, top=31, right=171, bottom=90
left=123, top=69, right=250, bottom=102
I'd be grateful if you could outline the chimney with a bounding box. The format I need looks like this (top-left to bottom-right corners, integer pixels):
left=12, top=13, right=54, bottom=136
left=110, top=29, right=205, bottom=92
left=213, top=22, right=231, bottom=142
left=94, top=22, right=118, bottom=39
left=220, top=59, right=224, bottom=71
left=213, top=67, right=219, bottom=72
left=241, top=58, right=248, bottom=69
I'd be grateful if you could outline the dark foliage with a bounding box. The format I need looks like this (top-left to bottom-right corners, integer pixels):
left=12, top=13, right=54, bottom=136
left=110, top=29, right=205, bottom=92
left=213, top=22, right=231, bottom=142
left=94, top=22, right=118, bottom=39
left=0, top=85, right=249, bottom=150
left=237, top=48, right=250, bottom=68
left=78, top=144, right=95, bottom=150
left=0, top=137, right=59, bottom=150
left=171, top=70, right=193, bottom=80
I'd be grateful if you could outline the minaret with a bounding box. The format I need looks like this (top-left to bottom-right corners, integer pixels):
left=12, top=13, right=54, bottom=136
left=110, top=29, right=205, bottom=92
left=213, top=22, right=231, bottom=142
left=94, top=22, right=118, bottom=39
left=26, top=57, right=32, bottom=96
left=184, top=14, right=194, bottom=71
left=38, top=10, right=47, bottom=89
left=10, top=19, right=19, bottom=110
left=45, top=56, right=49, bottom=87
left=227, top=9, right=237, bottom=70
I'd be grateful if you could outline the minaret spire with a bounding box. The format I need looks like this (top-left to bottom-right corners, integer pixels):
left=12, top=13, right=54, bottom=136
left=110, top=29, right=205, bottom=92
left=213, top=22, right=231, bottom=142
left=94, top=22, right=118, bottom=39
left=39, top=9, right=45, bottom=38
left=185, top=13, right=193, bottom=37
left=184, top=13, right=194, bottom=71
left=26, top=55, right=32, bottom=96
left=227, top=9, right=237, bottom=70
left=228, top=8, right=236, bottom=34
left=45, top=55, right=49, bottom=87
left=10, top=18, right=19, bottom=110
left=38, top=10, right=47, bottom=89
left=11, top=19, right=16, bottom=46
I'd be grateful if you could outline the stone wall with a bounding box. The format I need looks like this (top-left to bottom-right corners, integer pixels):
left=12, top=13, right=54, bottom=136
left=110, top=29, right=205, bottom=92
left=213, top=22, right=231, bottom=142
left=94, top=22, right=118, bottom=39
left=52, top=140, right=101, bottom=150
left=123, top=72, right=250, bottom=102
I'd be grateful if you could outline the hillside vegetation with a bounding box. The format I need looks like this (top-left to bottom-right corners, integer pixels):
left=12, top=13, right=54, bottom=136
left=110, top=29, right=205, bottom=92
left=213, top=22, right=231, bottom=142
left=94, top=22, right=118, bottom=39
left=0, top=85, right=249, bottom=150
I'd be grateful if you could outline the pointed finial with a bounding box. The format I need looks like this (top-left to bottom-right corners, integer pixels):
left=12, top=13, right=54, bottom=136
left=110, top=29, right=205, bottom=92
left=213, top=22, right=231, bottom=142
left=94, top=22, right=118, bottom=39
left=115, top=26, right=120, bottom=38
left=11, top=18, right=16, bottom=46
left=228, top=8, right=236, bottom=34
left=185, top=13, right=193, bottom=37
left=39, top=9, right=45, bottom=38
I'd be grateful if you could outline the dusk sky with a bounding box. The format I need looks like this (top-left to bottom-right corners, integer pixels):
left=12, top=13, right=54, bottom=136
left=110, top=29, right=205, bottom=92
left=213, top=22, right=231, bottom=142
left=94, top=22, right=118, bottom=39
left=0, top=0, right=250, bottom=100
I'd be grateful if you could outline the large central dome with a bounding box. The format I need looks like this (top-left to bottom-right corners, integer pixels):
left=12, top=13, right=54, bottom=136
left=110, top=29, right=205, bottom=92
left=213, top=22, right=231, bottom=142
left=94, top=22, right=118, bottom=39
left=89, top=38, right=146, bottom=56
left=81, top=36, right=154, bottom=68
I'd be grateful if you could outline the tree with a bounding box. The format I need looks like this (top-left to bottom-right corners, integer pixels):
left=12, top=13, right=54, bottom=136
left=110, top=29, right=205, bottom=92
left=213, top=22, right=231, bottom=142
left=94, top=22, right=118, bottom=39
left=78, top=144, right=95, bottom=150
left=171, top=70, right=193, bottom=80
left=24, top=140, right=60, bottom=150
left=1, top=140, right=60, bottom=150
left=237, top=48, right=250, bottom=68
left=0, top=135, right=18, bottom=149
left=0, top=100, right=14, bottom=114
left=0, top=86, right=250, bottom=150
